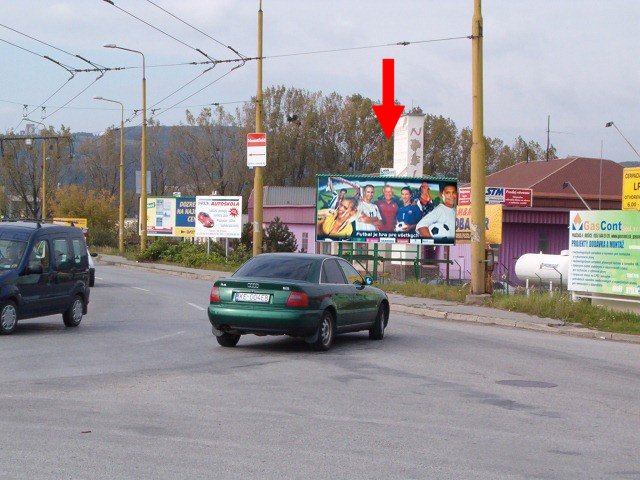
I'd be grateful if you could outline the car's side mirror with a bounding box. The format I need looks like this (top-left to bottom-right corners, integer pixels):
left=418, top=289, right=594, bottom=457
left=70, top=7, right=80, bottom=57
left=90, top=252, right=98, bottom=257
left=25, top=263, right=43, bottom=275
left=363, top=276, right=373, bottom=286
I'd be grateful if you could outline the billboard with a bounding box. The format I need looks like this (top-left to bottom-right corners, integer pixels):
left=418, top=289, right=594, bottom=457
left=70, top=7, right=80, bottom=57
left=316, top=174, right=458, bottom=245
left=195, top=196, right=242, bottom=238
left=622, top=167, right=640, bottom=210
left=568, top=210, right=640, bottom=297
left=458, top=186, right=533, bottom=208
left=145, top=196, right=196, bottom=237
left=455, top=204, right=503, bottom=244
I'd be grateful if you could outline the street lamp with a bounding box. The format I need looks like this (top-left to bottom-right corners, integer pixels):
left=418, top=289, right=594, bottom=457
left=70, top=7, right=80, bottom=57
left=24, top=118, right=49, bottom=220
left=605, top=121, right=640, bottom=160
left=104, top=44, right=148, bottom=251
left=562, top=181, right=591, bottom=210
left=94, top=96, right=125, bottom=256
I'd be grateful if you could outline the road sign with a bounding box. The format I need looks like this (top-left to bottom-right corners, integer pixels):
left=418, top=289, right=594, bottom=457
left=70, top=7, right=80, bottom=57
left=247, top=133, right=266, bottom=167
left=622, top=167, right=640, bottom=210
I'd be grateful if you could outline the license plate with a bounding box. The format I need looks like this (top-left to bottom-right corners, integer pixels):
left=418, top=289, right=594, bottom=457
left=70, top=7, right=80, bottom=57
left=235, top=292, right=270, bottom=303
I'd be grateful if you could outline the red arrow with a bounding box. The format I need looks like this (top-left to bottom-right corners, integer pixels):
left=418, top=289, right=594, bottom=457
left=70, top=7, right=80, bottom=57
left=372, top=58, right=405, bottom=139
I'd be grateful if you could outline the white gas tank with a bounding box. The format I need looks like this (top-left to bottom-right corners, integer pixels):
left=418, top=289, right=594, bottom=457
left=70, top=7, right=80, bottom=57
left=515, top=251, right=569, bottom=286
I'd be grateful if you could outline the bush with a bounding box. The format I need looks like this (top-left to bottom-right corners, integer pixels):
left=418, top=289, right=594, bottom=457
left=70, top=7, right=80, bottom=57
left=229, top=243, right=251, bottom=264
left=89, top=226, right=117, bottom=247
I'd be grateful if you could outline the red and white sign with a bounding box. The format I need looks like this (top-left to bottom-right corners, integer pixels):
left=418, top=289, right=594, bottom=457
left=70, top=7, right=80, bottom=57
left=458, top=187, right=532, bottom=208
left=247, top=133, right=266, bottom=167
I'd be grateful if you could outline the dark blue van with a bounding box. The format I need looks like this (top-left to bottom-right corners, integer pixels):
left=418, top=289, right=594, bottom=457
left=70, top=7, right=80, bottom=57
left=0, top=221, right=91, bottom=335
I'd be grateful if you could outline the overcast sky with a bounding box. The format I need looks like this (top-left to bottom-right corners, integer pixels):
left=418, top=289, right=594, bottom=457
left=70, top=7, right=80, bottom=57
left=1, top=1, right=638, bottom=164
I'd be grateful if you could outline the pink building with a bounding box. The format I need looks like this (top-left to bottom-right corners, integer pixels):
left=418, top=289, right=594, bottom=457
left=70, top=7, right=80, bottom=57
left=247, top=186, right=317, bottom=254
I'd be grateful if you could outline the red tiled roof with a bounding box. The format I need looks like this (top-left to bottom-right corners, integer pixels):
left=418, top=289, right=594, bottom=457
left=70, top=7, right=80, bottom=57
left=485, top=157, right=623, bottom=198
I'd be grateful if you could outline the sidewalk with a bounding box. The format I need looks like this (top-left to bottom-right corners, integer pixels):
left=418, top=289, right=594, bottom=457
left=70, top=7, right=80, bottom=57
left=97, top=254, right=640, bottom=345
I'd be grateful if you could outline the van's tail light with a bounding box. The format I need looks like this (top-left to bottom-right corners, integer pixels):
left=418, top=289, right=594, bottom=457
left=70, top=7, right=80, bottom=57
left=210, top=286, right=220, bottom=303
left=285, top=291, right=308, bottom=308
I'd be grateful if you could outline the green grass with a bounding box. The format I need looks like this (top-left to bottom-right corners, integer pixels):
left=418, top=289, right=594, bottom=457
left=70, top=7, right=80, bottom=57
left=378, top=281, right=640, bottom=336
left=92, top=245, right=239, bottom=273
left=378, top=280, right=469, bottom=302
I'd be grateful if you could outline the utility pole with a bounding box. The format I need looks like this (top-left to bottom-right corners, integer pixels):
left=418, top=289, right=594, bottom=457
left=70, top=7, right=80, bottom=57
left=252, top=0, right=264, bottom=256
left=546, top=115, right=550, bottom=161
left=469, top=0, right=486, bottom=297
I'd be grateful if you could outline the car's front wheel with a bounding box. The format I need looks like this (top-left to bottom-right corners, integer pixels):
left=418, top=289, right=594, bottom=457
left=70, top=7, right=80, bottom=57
left=216, top=332, right=240, bottom=347
left=369, top=305, right=386, bottom=340
left=0, top=300, right=18, bottom=335
left=63, top=295, right=83, bottom=327
left=314, top=310, right=335, bottom=351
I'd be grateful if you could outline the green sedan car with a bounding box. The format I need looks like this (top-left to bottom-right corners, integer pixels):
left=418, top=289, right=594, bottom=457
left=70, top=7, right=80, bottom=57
left=208, top=253, right=389, bottom=351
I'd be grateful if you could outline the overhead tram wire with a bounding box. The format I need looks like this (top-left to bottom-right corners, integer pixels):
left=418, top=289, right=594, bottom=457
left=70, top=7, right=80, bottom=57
left=101, top=0, right=218, bottom=63
left=148, top=66, right=245, bottom=122
left=143, top=0, right=247, bottom=62
left=0, top=22, right=107, bottom=71
left=43, top=70, right=106, bottom=120
left=4, top=32, right=466, bottom=125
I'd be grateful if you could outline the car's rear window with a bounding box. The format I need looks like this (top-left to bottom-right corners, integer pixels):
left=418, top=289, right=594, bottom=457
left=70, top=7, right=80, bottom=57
left=233, top=256, right=316, bottom=282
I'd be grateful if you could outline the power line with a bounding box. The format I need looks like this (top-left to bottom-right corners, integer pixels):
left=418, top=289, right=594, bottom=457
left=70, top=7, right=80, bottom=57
left=101, top=0, right=217, bottom=63
left=149, top=66, right=245, bottom=121
left=43, top=71, right=106, bottom=120
left=0, top=22, right=106, bottom=70
left=144, top=0, right=247, bottom=61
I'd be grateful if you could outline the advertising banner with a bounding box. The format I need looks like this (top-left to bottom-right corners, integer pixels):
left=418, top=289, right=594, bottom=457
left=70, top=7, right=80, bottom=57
left=455, top=204, right=503, bottom=244
left=53, top=217, right=88, bottom=229
left=316, top=174, right=458, bottom=245
left=195, top=196, right=242, bottom=238
left=568, top=210, right=640, bottom=297
left=622, top=167, right=640, bottom=210
left=145, top=196, right=196, bottom=237
left=458, top=186, right=533, bottom=208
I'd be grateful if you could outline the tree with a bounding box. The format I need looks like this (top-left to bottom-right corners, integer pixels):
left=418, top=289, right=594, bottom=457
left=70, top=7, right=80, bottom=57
left=75, top=127, right=119, bottom=196
left=50, top=186, right=118, bottom=246
left=423, top=114, right=459, bottom=176
left=263, top=217, right=298, bottom=252
left=0, top=125, right=72, bottom=218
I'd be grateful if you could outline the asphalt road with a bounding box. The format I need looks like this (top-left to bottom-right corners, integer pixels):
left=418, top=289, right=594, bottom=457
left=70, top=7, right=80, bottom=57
left=1, top=266, right=639, bottom=479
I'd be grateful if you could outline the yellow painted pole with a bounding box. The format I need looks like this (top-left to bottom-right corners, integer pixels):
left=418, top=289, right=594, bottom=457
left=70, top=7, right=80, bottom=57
left=42, top=140, right=47, bottom=220
left=470, top=0, right=486, bottom=295
left=118, top=106, right=125, bottom=255
left=252, top=0, right=264, bottom=256
left=140, top=70, right=148, bottom=252
left=94, top=96, right=126, bottom=255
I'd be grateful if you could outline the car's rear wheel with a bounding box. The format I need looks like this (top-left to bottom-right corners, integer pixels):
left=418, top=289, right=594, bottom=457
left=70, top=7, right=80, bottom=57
left=216, top=332, right=240, bottom=347
left=314, top=310, right=335, bottom=351
left=0, top=301, right=18, bottom=335
left=369, top=305, right=386, bottom=340
left=63, top=295, right=83, bottom=327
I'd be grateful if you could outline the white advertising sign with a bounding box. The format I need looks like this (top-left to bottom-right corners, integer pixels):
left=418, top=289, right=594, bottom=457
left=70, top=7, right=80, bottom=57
left=195, top=196, right=242, bottom=238
left=393, top=114, right=425, bottom=178
left=247, top=132, right=267, bottom=167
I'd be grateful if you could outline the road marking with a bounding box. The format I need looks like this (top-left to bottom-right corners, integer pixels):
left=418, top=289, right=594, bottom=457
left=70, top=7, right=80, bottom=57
left=187, top=302, right=206, bottom=311
left=132, top=286, right=150, bottom=292
left=96, top=276, right=103, bottom=280
left=140, top=331, right=185, bottom=344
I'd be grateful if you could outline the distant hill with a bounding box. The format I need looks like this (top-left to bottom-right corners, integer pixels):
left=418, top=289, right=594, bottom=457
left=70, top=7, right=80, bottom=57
left=620, top=161, right=640, bottom=168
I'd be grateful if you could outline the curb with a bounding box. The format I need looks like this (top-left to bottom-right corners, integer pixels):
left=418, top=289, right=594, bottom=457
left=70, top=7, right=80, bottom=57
left=392, top=302, right=640, bottom=345
left=100, top=257, right=640, bottom=346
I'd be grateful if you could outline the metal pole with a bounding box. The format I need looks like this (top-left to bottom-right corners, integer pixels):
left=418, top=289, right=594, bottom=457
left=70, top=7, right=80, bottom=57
left=470, top=0, right=486, bottom=295
left=252, top=0, right=264, bottom=256
left=140, top=57, right=148, bottom=251
left=42, top=140, right=47, bottom=220
left=119, top=106, right=125, bottom=255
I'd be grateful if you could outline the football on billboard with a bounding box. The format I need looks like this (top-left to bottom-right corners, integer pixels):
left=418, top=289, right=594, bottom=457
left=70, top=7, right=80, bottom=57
left=428, top=222, right=452, bottom=238
left=395, top=221, right=407, bottom=232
